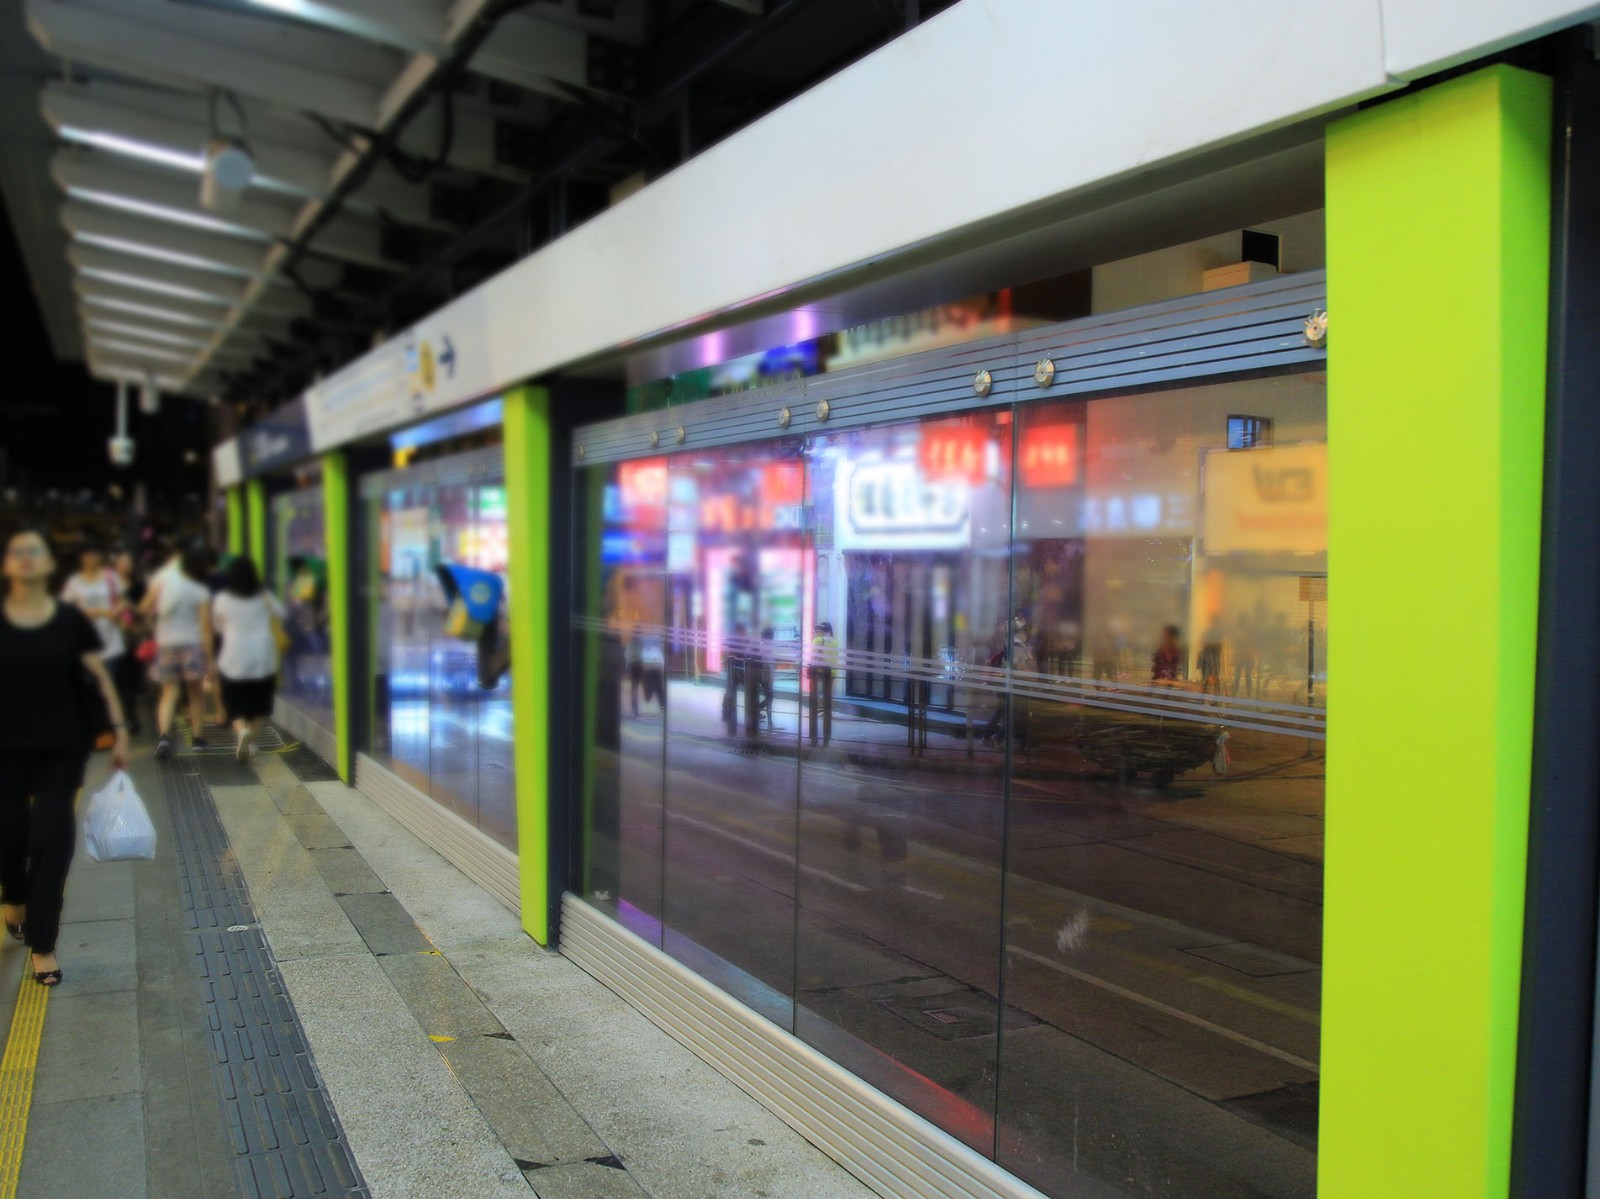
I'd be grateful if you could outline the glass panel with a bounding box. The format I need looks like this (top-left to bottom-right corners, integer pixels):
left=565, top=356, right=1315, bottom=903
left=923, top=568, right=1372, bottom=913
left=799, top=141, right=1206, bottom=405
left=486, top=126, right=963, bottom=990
left=272, top=486, right=332, bottom=728
left=375, top=483, right=433, bottom=795
left=574, top=461, right=666, bottom=943
left=470, top=480, right=516, bottom=849
left=429, top=480, right=482, bottom=830
left=660, top=444, right=805, bottom=1029
left=795, top=414, right=1013, bottom=1152
left=996, top=373, right=1326, bottom=1197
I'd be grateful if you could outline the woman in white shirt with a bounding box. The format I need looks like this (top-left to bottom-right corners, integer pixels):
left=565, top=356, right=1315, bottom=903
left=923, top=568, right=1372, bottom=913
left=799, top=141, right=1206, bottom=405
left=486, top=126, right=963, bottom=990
left=209, top=556, right=284, bottom=763
left=60, top=542, right=126, bottom=670
left=140, top=548, right=213, bottom=759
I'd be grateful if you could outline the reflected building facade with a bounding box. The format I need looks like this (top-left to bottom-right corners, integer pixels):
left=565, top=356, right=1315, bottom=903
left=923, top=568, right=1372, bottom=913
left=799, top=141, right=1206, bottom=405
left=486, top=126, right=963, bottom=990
left=572, top=333, right=1328, bottom=1197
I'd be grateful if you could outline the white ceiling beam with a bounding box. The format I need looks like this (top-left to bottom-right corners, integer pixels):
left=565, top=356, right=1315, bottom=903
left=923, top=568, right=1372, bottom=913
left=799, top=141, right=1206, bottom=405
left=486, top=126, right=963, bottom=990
left=44, top=84, right=460, bottom=230
left=471, top=11, right=592, bottom=100
left=242, top=0, right=450, bottom=56
left=74, top=285, right=295, bottom=358
left=43, top=84, right=331, bottom=197
left=77, top=285, right=232, bottom=330
left=70, top=243, right=251, bottom=306
left=62, top=202, right=275, bottom=276
left=53, top=152, right=290, bottom=241
left=185, top=0, right=502, bottom=384
left=81, top=315, right=219, bottom=352
left=54, top=151, right=405, bottom=272
left=26, top=0, right=383, bottom=127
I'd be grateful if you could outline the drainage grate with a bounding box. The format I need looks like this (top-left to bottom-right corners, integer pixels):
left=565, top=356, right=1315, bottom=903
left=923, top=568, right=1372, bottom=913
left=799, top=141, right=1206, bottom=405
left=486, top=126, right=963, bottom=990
left=161, top=760, right=371, bottom=1198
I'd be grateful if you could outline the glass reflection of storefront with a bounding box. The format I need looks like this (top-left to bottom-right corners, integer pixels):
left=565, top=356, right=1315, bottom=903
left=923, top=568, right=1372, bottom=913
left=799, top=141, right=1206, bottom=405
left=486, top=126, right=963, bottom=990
left=271, top=483, right=332, bottom=730
left=364, top=447, right=515, bottom=850
left=575, top=348, right=1327, bottom=1195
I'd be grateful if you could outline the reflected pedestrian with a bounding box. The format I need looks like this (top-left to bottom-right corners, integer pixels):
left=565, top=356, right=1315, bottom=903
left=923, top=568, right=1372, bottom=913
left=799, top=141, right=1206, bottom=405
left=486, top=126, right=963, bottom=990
left=1152, top=624, right=1183, bottom=685
left=808, top=621, right=837, bottom=746
left=0, top=528, right=129, bottom=987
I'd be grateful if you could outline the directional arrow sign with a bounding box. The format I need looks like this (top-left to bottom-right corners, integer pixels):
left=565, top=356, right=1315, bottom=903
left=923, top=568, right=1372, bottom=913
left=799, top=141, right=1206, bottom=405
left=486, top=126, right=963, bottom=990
left=439, top=334, right=457, bottom=379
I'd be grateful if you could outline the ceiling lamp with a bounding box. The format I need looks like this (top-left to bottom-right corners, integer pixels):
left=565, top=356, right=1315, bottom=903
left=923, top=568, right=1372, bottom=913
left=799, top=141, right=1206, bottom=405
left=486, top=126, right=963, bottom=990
left=201, top=92, right=254, bottom=214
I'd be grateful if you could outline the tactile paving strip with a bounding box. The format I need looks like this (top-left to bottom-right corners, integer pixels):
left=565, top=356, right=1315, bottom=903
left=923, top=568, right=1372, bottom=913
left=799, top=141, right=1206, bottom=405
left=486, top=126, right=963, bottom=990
left=160, top=760, right=371, bottom=1199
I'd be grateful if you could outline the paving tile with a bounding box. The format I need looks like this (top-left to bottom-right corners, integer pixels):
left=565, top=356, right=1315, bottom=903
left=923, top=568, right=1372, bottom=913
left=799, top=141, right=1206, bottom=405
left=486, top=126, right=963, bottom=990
left=60, top=857, right=136, bottom=924
left=309, top=846, right=387, bottom=896
left=284, top=810, right=353, bottom=851
left=50, top=917, right=137, bottom=997
left=439, top=1034, right=610, bottom=1165
left=379, top=950, right=506, bottom=1039
left=273, top=785, right=328, bottom=817
left=35, top=989, right=142, bottom=1104
left=19, top=1094, right=145, bottom=1197
left=278, top=953, right=529, bottom=1199
left=524, top=1159, right=649, bottom=1199
left=338, top=892, right=432, bottom=956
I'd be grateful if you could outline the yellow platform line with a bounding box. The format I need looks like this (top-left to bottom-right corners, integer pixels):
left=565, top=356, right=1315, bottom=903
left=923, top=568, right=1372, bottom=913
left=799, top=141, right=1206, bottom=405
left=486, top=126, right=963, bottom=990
left=0, top=955, right=48, bottom=1198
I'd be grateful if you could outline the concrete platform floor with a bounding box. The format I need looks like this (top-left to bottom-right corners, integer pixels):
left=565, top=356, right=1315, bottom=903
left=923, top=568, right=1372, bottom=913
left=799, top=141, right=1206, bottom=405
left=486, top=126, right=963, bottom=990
left=5, top=734, right=875, bottom=1199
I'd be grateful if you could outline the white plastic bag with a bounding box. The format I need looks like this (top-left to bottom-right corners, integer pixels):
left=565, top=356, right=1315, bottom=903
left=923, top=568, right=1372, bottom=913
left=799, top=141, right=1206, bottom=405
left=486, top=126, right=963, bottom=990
left=84, top=771, right=157, bottom=862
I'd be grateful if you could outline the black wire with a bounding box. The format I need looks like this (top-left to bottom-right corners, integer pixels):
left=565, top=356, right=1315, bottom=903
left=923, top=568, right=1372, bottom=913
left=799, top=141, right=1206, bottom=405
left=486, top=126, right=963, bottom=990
left=310, top=114, right=370, bottom=158
left=387, top=87, right=455, bottom=185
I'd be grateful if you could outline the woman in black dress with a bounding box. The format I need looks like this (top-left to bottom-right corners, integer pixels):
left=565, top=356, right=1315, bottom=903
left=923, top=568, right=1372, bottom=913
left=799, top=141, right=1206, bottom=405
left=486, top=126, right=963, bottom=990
left=0, top=528, right=129, bottom=986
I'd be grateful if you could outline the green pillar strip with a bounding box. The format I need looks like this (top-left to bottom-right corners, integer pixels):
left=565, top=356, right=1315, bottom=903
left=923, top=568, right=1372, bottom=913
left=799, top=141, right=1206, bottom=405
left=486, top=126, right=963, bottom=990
left=245, top=480, right=267, bottom=572
left=1322, top=65, right=1550, bottom=1199
left=323, top=453, right=354, bottom=783
left=579, top=466, right=604, bottom=898
left=504, top=387, right=553, bottom=942
left=225, top=487, right=245, bottom=557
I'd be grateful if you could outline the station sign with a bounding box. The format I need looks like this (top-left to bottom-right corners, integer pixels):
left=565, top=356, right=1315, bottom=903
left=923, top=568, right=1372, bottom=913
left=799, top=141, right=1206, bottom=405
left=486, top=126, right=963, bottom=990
left=240, top=397, right=313, bottom=478
left=305, top=291, right=493, bottom=452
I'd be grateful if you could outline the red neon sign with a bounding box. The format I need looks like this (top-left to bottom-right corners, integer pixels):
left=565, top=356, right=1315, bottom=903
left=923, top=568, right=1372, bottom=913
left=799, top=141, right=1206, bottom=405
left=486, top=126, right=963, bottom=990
left=1019, top=424, right=1079, bottom=489
left=618, top=457, right=668, bottom=514
left=920, top=424, right=987, bottom=484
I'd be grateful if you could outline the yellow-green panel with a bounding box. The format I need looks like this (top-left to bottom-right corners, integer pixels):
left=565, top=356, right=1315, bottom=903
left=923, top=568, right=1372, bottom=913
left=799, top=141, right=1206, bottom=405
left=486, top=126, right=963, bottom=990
left=323, top=453, right=354, bottom=784
left=1321, top=65, right=1550, bottom=1199
left=504, top=387, right=552, bottom=943
left=226, top=487, right=245, bottom=557
left=246, top=480, right=267, bottom=572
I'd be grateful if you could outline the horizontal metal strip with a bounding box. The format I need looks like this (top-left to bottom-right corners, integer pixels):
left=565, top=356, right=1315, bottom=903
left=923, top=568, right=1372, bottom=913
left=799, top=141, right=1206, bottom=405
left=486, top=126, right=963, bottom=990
left=358, top=446, right=506, bottom=497
left=273, top=697, right=337, bottom=763
left=560, top=897, right=1049, bottom=1199
left=353, top=754, right=520, bottom=913
left=574, top=272, right=1326, bottom=464
left=561, top=928, right=998, bottom=1199
left=572, top=617, right=1323, bottom=731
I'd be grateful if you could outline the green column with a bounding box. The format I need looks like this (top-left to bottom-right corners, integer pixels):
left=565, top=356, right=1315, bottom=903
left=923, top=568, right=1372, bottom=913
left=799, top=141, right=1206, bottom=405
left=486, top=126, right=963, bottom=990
left=324, top=453, right=354, bottom=783
left=503, top=386, right=553, bottom=942
left=225, top=486, right=245, bottom=557
left=246, top=479, right=267, bottom=571
left=1322, top=65, right=1551, bottom=1199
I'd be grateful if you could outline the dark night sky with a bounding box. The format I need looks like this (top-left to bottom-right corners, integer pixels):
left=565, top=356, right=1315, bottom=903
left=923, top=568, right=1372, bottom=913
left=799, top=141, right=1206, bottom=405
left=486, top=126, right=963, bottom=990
left=0, top=195, right=213, bottom=505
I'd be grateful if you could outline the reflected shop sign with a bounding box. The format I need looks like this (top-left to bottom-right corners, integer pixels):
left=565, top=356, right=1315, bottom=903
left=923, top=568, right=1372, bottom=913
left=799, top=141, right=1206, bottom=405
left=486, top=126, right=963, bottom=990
left=836, top=451, right=971, bottom=551
left=240, top=397, right=312, bottom=478
left=1202, top=442, right=1329, bottom=554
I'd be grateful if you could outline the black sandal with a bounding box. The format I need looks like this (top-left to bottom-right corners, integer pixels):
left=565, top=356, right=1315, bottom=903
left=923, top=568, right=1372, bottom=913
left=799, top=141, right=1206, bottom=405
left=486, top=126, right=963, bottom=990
left=32, top=969, right=61, bottom=987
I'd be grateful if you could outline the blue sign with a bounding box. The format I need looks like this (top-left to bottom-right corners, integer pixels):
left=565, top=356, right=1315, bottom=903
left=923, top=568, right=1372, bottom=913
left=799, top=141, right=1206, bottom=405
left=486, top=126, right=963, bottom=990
left=240, top=398, right=314, bottom=477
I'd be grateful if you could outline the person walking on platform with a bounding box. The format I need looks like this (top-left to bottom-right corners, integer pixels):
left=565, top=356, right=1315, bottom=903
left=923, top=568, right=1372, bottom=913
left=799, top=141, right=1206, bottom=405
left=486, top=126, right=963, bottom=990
left=0, top=527, right=128, bottom=987
left=112, top=547, right=148, bottom=734
left=210, top=556, right=285, bottom=763
left=143, top=548, right=214, bottom=758
left=61, top=541, right=128, bottom=727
